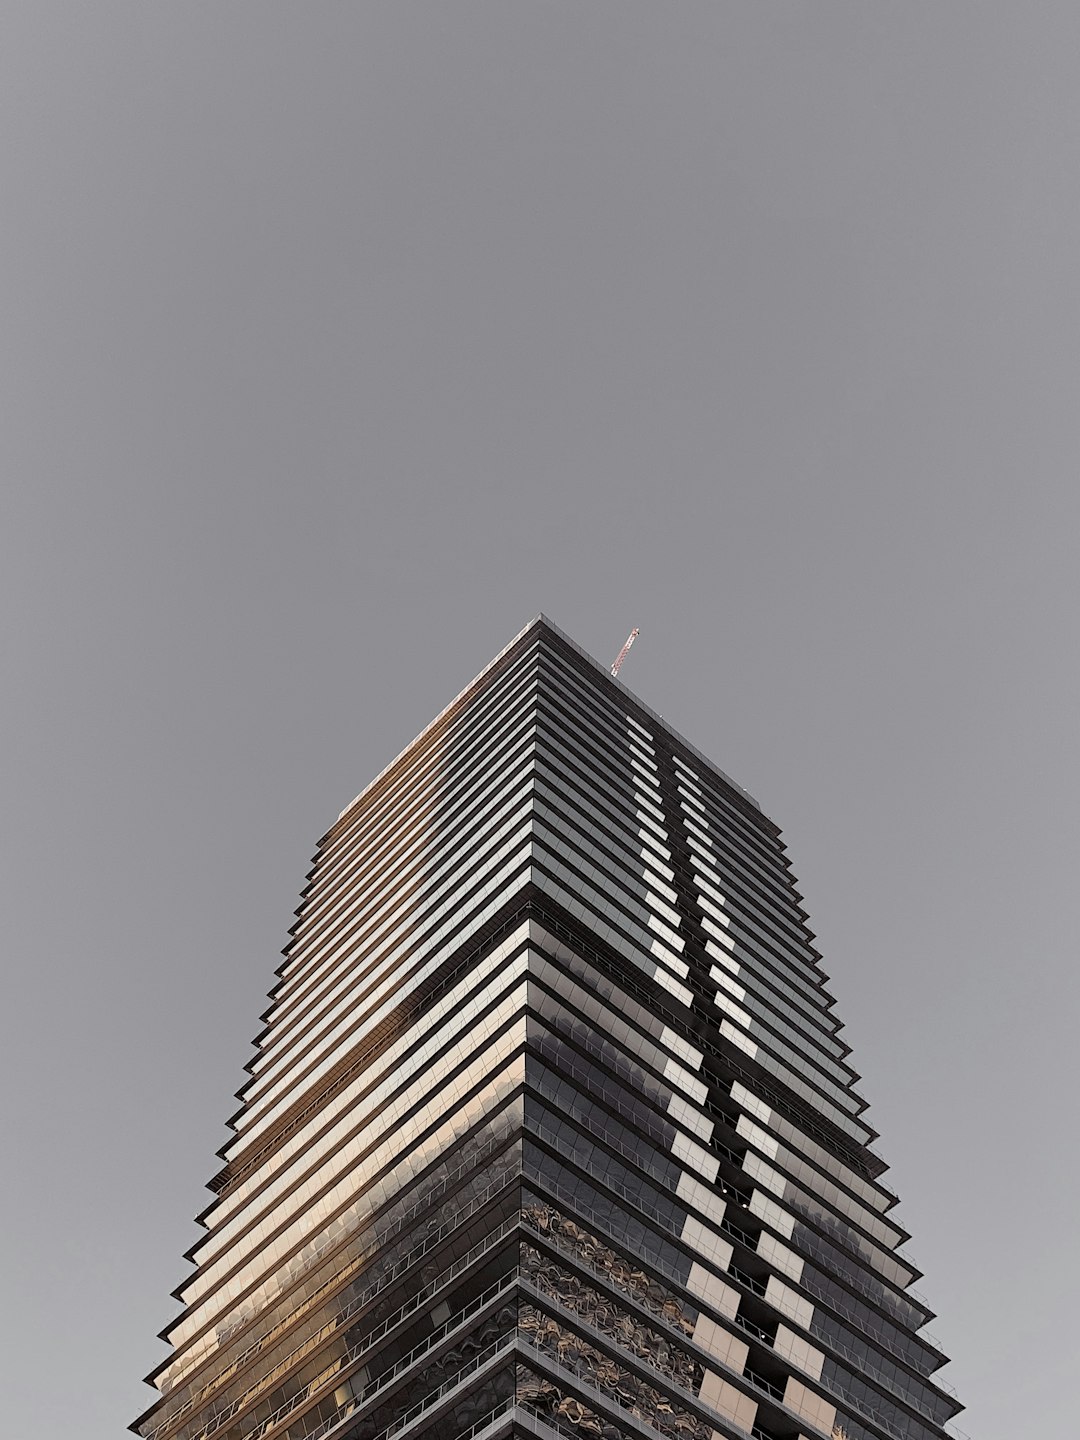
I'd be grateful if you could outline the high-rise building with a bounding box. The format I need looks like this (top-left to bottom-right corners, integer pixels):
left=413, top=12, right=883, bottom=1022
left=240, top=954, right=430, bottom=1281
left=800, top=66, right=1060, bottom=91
left=133, top=617, right=963, bottom=1440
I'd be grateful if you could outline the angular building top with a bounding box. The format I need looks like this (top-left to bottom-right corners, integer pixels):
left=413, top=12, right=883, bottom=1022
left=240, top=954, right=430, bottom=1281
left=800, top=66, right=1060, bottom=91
left=134, top=617, right=962, bottom=1440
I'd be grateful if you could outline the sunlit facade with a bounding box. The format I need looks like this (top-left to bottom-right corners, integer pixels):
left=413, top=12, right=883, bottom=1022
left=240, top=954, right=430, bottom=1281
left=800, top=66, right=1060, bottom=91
left=134, top=617, right=963, bottom=1440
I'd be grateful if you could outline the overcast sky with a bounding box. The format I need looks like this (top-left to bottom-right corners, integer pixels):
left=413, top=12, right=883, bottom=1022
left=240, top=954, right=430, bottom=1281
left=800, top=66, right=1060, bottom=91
left=2, top=6, right=1078, bottom=1438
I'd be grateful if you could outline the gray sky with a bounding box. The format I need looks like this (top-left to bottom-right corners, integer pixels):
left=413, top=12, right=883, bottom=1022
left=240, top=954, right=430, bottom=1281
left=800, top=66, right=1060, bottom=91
left=2, top=6, right=1077, bottom=1437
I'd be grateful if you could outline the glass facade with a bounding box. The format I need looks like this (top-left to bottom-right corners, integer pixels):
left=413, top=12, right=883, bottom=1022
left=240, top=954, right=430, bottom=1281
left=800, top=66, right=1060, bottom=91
left=133, top=617, right=962, bottom=1440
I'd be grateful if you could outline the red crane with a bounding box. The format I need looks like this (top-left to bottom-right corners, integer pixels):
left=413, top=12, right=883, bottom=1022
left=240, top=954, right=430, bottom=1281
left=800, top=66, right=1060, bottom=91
left=610, top=628, right=640, bottom=679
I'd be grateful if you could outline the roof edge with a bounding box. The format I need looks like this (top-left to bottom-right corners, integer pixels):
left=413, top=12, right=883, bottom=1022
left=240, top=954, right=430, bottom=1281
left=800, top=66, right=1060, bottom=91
left=533, top=614, right=763, bottom=814
left=332, top=614, right=764, bottom=840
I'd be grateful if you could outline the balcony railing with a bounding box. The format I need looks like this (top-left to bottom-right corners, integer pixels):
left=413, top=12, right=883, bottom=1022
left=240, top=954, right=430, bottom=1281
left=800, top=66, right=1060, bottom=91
left=523, top=1165, right=955, bottom=1430
left=148, top=1135, right=517, bottom=1440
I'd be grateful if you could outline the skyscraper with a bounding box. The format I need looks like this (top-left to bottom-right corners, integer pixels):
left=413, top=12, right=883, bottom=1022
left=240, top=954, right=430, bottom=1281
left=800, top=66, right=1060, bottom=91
left=133, top=617, right=963, bottom=1440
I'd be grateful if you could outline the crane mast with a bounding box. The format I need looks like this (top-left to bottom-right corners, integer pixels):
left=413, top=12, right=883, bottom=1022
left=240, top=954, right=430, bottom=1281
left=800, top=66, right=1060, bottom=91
left=610, top=627, right=640, bottom=679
